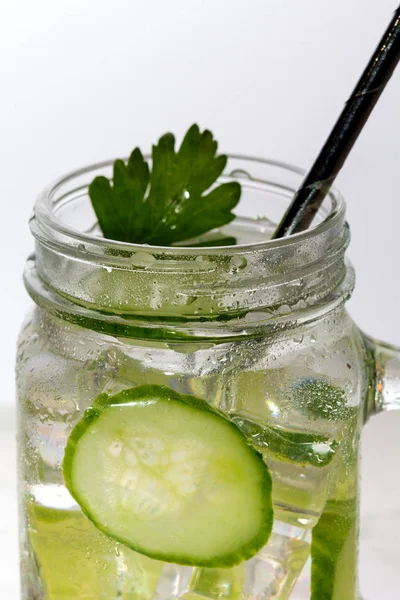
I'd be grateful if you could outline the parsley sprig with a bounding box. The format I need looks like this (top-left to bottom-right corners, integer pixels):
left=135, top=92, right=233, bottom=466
left=89, top=124, right=241, bottom=246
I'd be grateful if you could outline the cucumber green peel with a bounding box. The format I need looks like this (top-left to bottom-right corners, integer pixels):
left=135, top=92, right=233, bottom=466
left=63, top=385, right=273, bottom=568
left=231, top=415, right=338, bottom=468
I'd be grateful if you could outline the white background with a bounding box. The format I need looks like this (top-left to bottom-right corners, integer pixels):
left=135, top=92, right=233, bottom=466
left=1, top=0, right=400, bottom=403
left=0, top=1, right=399, bottom=597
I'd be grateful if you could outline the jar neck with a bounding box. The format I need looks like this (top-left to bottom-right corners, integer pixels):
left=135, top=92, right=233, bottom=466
left=25, top=238, right=354, bottom=342
left=26, top=155, right=354, bottom=339
left=25, top=258, right=354, bottom=344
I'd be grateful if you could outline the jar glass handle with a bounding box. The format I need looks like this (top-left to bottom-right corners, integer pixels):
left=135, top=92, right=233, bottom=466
left=363, top=333, right=400, bottom=419
left=359, top=333, right=400, bottom=598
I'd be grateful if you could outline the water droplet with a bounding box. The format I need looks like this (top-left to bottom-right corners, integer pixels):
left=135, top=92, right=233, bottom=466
left=229, top=255, right=247, bottom=272
left=131, top=252, right=156, bottom=268
left=292, top=278, right=303, bottom=287
left=104, top=266, right=112, bottom=273
left=195, top=255, right=212, bottom=266
left=229, top=168, right=252, bottom=179
left=77, top=243, right=87, bottom=253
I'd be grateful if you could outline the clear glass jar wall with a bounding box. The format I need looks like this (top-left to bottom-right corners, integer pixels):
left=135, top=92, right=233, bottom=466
left=18, top=157, right=393, bottom=600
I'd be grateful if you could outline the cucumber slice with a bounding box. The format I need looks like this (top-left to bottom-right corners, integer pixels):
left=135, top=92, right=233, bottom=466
left=231, top=415, right=339, bottom=468
left=63, top=385, right=273, bottom=568
left=311, top=498, right=357, bottom=600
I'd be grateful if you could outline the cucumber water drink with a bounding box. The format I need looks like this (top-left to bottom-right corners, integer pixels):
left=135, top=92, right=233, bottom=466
left=18, top=156, right=366, bottom=599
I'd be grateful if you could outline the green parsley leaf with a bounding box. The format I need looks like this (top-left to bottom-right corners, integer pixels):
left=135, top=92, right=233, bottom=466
left=188, top=236, right=237, bottom=247
left=89, top=124, right=241, bottom=246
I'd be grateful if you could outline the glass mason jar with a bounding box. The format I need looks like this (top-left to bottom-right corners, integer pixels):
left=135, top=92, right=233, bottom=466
left=16, top=156, right=400, bottom=600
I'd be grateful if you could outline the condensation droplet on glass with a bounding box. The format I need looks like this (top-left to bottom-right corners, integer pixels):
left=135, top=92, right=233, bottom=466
left=229, top=168, right=252, bottom=179
left=194, top=255, right=213, bottom=268
left=229, top=255, right=248, bottom=272
left=344, top=379, right=355, bottom=394
left=131, top=252, right=156, bottom=268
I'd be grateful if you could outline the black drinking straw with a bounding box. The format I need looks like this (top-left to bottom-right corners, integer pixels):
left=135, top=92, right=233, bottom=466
left=273, top=6, right=400, bottom=239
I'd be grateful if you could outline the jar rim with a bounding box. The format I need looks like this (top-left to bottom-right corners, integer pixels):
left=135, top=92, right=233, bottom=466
left=28, top=154, right=351, bottom=326
left=32, top=154, right=346, bottom=256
